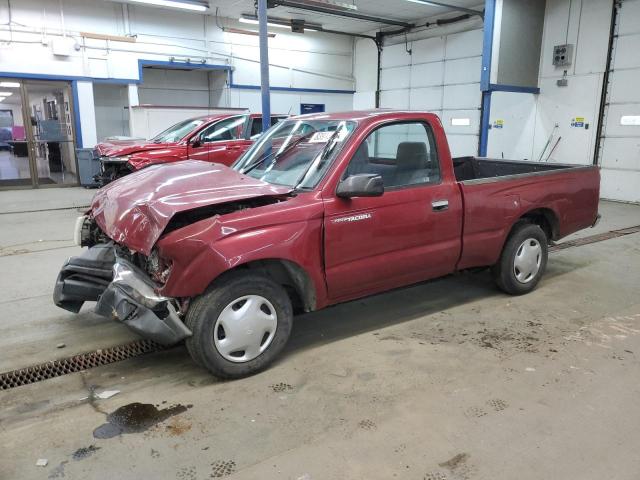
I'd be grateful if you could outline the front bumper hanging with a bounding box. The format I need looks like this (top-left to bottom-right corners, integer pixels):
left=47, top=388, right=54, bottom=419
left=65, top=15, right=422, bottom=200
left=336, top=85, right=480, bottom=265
left=53, top=244, right=191, bottom=345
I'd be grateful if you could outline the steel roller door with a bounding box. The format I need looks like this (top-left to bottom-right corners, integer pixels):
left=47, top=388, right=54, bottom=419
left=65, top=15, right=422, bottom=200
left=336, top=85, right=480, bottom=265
left=379, top=29, right=483, bottom=157
left=598, top=0, right=640, bottom=202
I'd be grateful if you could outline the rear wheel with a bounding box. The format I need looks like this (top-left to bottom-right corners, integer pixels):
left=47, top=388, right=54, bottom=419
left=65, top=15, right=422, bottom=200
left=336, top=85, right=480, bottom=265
left=185, top=272, right=293, bottom=379
left=492, top=222, right=548, bottom=295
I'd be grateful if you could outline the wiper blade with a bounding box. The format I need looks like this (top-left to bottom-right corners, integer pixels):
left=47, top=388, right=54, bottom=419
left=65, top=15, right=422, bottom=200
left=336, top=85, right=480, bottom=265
left=293, top=129, right=341, bottom=189
left=240, top=131, right=315, bottom=175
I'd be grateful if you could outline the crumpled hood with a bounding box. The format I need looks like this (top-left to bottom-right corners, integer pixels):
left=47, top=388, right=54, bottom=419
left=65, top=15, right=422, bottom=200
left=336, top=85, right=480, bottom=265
left=96, top=140, right=171, bottom=157
left=91, top=160, right=292, bottom=255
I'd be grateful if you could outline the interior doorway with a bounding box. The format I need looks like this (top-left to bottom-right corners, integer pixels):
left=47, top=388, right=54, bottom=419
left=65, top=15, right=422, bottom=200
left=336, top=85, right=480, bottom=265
left=0, top=78, right=78, bottom=188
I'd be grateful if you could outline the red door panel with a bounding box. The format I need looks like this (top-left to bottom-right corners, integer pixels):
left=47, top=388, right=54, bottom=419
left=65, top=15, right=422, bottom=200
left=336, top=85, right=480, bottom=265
left=323, top=184, right=462, bottom=301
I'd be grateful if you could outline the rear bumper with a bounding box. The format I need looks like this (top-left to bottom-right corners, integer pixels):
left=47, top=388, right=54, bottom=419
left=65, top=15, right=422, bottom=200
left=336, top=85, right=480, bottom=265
left=53, top=245, right=191, bottom=345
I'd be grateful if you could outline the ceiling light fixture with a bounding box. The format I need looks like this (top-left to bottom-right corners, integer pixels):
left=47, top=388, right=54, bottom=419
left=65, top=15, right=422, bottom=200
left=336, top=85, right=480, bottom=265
left=0, top=82, right=20, bottom=88
left=0, top=92, right=13, bottom=96
left=401, top=0, right=483, bottom=16
left=126, top=0, right=207, bottom=12
left=239, top=17, right=291, bottom=29
left=239, top=15, right=321, bottom=32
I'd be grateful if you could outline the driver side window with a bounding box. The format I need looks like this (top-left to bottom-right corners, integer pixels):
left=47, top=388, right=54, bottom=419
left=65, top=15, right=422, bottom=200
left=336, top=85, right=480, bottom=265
left=200, top=116, right=245, bottom=143
left=344, top=121, right=440, bottom=188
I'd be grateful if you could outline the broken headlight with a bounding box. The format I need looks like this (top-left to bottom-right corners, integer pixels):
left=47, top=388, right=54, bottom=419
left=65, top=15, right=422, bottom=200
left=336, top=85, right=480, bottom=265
left=146, top=248, right=173, bottom=284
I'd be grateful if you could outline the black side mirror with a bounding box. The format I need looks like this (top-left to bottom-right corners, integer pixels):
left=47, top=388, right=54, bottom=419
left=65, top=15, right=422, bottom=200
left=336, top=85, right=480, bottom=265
left=336, top=174, right=384, bottom=198
left=191, top=138, right=202, bottom=148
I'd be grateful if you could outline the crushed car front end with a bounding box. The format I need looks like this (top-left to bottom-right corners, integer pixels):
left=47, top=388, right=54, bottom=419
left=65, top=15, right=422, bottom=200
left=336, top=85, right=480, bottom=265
left=54, top=216, right=191, bottom=345
left=94, top=156, right=134, bottom=187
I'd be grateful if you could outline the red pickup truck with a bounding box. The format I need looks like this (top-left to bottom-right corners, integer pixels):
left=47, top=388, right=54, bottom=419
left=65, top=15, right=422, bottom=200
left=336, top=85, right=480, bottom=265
left=55, top=110, right=600, bottom=378
left=94, top=113, right=286, bottom=185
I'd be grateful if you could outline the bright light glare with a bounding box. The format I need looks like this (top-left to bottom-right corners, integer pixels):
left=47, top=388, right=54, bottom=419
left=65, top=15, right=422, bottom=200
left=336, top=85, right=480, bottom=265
left=239, top=17, right=291, bottom=29
left=128, top=0, right=207, bottom=12
left=0, top=82, right=20, bottom=88
left=451, top=117, right=471, bottom=126
left=403, top=0, right=446, bottom=5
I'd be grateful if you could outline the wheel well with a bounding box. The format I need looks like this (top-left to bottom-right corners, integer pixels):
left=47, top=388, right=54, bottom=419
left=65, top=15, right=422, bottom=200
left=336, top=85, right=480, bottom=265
left=216, top=259, right=316, bottom=313
left=518, top=208, right=559, bottom=241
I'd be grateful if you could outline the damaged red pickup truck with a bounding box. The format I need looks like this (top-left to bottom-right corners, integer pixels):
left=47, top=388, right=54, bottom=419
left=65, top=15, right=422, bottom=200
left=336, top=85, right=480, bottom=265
left=95, top=113, right=286, bottom=186
left=54, top=110, right=600, bottom=378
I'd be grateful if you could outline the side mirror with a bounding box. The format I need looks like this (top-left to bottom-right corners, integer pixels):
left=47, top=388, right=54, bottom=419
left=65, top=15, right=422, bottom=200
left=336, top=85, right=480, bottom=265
left=336, top=174, right=384, bottom=198
left=190, top=138, right=202, bottom=148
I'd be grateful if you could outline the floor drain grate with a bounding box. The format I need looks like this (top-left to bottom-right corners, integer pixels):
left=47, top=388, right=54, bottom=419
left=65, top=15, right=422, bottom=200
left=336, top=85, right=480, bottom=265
left=0, top=340, right=162, bottom=390
left=550, top=225, right=640, bottom=252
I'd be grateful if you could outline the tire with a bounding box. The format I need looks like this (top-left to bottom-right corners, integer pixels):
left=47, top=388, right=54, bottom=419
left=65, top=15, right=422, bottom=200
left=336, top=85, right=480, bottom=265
left=184, top=271, right=293, bottom=379
left=492, top=222, right=548, bottom=295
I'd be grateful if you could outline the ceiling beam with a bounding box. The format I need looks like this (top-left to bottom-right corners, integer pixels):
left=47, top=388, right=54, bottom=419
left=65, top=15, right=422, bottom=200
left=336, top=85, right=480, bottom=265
left=268, top=0, right=414, bottom=28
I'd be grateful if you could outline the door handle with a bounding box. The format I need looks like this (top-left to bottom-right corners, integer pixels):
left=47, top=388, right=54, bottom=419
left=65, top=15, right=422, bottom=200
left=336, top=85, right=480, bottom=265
left=431, top=200, right=449, bottom=212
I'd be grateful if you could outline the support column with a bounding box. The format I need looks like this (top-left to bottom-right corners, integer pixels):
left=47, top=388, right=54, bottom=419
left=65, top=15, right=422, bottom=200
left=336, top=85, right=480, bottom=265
left=74, top=81, right=97, bottom=148
left=127, top=84, right=140, bottom=138
left=257, top=0, right=271, bottom=132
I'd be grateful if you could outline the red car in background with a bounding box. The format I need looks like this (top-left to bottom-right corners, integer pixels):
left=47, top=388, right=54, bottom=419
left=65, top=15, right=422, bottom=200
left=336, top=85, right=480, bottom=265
left=94, top=113, right=287, bottom=186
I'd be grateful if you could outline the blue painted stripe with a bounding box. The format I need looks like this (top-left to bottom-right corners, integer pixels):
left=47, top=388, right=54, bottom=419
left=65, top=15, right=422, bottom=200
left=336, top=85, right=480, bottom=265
left=489, top=83, right=540, bottom=94
left=71, top=81, right=84, bottom=149
left=0, top=71, right=138, bottom=84
left=480, top=0, right=497, bottom=92
left=1, top=59, right=231, bottom=85
left=478, top=90, right=491, bottom=157
left=230, top=83, right=355, bottom=94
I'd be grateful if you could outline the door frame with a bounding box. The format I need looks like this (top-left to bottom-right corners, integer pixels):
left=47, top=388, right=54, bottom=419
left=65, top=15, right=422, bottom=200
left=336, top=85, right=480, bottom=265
left=0, top=77, right=79, bottom=190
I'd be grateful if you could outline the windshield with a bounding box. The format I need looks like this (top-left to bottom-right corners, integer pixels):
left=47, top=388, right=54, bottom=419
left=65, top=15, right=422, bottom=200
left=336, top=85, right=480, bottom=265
left=150, top=118, right=206, bottom=143
left=233, top=119, right=356, bottom=189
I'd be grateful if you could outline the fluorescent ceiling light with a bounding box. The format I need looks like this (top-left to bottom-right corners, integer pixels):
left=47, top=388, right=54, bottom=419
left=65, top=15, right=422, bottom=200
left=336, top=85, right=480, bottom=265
left=239, top=17, right=291, bottom=29
left=127, top=0, right=207, bottom=12
left=403, top=0, right=449, bottom=5
left=239, top=15, right=321, bottom=32
left=0, top=92, right=13, bottom=96
left=0, top=82, right=20, bottom=88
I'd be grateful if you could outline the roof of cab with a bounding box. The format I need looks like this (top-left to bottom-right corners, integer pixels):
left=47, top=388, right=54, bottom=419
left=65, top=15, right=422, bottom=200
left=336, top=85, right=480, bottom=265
left=289, top=109, right=440, bottom=125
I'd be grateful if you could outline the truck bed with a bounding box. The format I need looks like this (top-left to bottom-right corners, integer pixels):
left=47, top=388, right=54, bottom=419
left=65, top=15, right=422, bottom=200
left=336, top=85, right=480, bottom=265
left=452, top=156, right=600, bottom=271
left=453, top=156, right=588, bottom=183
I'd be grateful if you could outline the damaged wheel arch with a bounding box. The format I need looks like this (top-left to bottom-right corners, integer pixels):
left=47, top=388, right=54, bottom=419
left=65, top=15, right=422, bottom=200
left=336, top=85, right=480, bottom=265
left=213, top=258, right=317, bottom=313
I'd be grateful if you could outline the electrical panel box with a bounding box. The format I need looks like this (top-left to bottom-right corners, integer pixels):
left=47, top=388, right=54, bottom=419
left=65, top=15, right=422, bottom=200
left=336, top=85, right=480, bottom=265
left=552, top=44, right=573, bottom=67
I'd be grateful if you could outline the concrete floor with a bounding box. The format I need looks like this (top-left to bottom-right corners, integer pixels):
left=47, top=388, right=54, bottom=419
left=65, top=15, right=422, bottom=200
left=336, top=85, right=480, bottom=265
left=1, top=188, right=639, bottom=480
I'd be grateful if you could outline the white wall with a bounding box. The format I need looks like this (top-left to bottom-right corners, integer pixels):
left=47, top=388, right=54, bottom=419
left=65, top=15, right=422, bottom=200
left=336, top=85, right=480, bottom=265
left=93, top=83, right=129, bottom=141
left=0, top=0, right=355, bottom=147
left=353, top=15, right=485, bottom=157
left=489, top=0, right=612, bottom=165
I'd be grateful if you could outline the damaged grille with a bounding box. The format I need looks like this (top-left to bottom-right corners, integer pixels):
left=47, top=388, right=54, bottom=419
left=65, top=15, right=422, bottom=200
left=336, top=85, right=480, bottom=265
left=0, top=340, right=162, bottom=390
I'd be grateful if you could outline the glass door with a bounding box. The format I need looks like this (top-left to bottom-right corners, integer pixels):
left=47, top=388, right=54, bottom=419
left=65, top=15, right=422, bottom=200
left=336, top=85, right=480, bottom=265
left=23, top=80, right=78, bottom=187
left=0, top=79, right=31, bottom=187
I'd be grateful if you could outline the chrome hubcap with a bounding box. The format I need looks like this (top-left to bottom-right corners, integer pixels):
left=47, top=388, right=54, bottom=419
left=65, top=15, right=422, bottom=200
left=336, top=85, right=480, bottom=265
left=513, top=238, right=542, bottom=284
left=214, top=295, right=278, bottom=363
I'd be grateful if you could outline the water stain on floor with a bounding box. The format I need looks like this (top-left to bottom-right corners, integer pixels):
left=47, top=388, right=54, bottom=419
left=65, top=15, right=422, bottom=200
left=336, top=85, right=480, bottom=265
left=93, top=402, right=192, bottom=439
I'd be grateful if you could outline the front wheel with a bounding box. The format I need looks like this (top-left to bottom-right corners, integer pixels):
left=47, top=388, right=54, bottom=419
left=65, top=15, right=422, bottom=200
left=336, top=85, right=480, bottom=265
left=185, top=272, right=293, bottom=379
left=492, top=222, right=548, bottom=295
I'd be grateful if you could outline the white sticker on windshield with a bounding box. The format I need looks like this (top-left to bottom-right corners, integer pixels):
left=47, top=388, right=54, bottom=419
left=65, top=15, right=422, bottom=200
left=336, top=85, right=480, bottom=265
left=309, top=131, right=336, bottom=143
